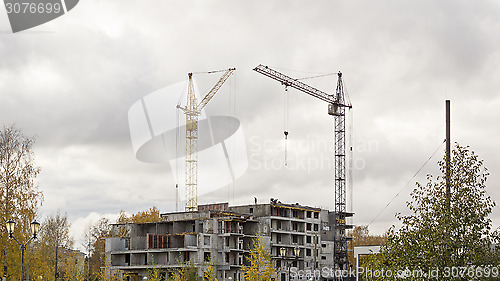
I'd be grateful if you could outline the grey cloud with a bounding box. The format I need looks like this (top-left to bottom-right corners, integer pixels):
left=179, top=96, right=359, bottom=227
left=0, top=0, right=499, bottom=240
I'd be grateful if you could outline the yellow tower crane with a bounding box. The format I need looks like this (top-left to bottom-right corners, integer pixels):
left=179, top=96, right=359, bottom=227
left=177, top=68, right=236, bottom=212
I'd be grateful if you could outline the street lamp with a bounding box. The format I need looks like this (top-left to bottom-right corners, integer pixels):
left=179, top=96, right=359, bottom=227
left=280, top=247, right=301, bottom=281
left=6, top=219, right=15, bottom=237
left=6, top=219, right=40, bottom=281
left=279, top=247, right=286, bottom=280
left=293, top=247, right=300, bottom=281
left=280, top=247, right=286, bottom=258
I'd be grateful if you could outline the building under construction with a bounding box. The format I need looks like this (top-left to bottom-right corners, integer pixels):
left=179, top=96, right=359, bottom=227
left=105, top=200, right=352, bottom=281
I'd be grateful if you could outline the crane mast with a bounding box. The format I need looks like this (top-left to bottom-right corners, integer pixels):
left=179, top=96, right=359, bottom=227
left=179, top=68, right=235, bottom=212
left=253, top=64, right=353, bottom=271
left=185, top=73, right=198, bottom=212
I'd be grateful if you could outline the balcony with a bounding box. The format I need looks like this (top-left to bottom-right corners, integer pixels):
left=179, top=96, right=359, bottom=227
left=218, top=226, right=244, bottom=235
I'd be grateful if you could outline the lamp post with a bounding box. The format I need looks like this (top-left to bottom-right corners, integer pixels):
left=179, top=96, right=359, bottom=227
left=293, top=247, right=300, bottom=281
left=6, top=219, right=40, bottom=281
left=280, top=247, right=300, bottom=281
left=280, top=247, right=287, bottom=281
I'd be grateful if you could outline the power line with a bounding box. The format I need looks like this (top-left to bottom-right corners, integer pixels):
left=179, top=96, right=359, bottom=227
left=368, top=140, right=445, bottom=227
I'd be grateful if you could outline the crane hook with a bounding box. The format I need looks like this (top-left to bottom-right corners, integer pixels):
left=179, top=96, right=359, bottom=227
left=284, top=131, right=289, bottom=166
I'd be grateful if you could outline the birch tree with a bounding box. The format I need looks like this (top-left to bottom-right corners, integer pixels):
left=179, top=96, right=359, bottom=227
left=84, top=217, right=111, bottom=280
left=363, top=144, right=500, bottom=280
left=0, top=125, right=43, bottom=280
left=242, top=235, right=277, bottom=281
left=29, top=212, right=77, bottom=280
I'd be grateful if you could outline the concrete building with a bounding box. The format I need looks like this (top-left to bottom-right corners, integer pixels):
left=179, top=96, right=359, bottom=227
left=105, top=200, right=341, bottom=281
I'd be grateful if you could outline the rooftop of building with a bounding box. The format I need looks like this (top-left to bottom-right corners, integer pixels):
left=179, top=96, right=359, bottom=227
left=110, top=199, right=330, bottom=227
left=162, top=199, right=323, bottom=215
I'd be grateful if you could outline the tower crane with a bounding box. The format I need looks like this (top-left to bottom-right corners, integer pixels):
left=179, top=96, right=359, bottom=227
left=177, top=68, right=236, bottom=212
left=253, top=64, right=353, bottom=270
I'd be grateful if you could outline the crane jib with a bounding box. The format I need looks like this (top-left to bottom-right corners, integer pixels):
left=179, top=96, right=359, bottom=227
left=253, top=64, right=350, bottom=108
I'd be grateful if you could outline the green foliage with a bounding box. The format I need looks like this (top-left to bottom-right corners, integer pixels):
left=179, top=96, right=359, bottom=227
left=363, top=144, right=500, bottom=280
left=242, top=235, right=277, bottom=281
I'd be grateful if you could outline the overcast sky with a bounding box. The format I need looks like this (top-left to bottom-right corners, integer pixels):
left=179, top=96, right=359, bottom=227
left=1, top=0, right=500, bottom=249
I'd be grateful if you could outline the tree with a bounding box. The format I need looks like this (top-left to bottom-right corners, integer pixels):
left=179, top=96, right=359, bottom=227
left=29, top=211, right=76, bottom=280
left=203, top=256, right=218, bottom=281
left=348, top=225, right=387, bottom=266
left=44, top=211, right=74, bottom=279
left=168, top=261, right=201, bottom=281
left=116, top=206, right=161, bottom=224
left=364, top=144, right=500, bottom=280
left=147, top=265, right=163, bottom=281
left=203, top=264, right=218, bottom=281
left=114, top=207, right=161, bottom=238
left=84, top=217, right=111, bottom=281
left=242, top=235, right=277, bottom=281
left=0, top=125, right=43, bottom=280
left=60, top=251, right=86, bottom=281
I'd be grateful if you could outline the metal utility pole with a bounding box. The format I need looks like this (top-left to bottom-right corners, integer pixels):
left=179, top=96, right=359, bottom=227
left=55, top=242, right=59, bottom=280
left=253, top=64, right=353, bottom=271
left=177, top=68, right=235, bottom=211
left=445, top=100, right=451, bottom=211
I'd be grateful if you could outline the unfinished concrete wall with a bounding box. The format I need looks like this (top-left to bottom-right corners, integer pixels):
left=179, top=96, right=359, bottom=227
left=242, top=221, right=259, bottom=235
left=173, top=220, right=195, bottom=234
left=230, top=203, right=270, bottom=217
left=171, top=235, right=184, bottom=248
left=106, top=237, right=127, bottom=252
left=203, top=218, right=216, bottom=234
left=257, top=217, right=272, bottom=235
left=130, top=236, right=146, bottom=250
left=185, top=234, right=197, bottom=247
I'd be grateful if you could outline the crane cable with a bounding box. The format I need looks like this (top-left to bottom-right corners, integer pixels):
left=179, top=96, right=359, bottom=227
left=348, top=107, right=354, bottom=216
left=174, top=80, right=187, bottom=212
left=228, top=72, right=236, bottom=203
left=175, top=102, right=181, bottom=212
left=297, top=72, right=337, bottom=81
left=284, top=86, right=289, bottom=166
left=192, top=69, right=228, bottom=75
